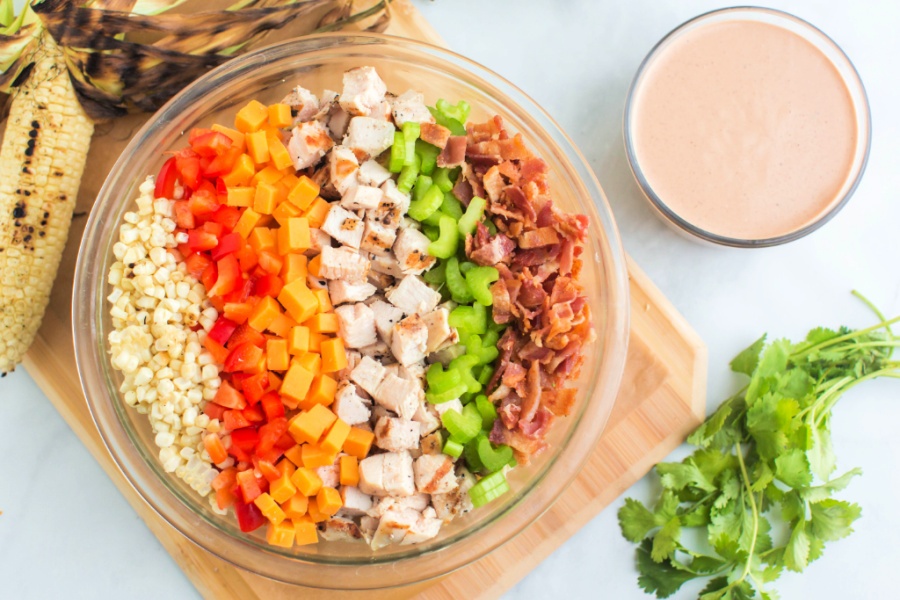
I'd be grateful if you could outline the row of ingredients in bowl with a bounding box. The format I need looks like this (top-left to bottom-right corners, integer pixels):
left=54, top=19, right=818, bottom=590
left=107, top=67, right=592, bottom=550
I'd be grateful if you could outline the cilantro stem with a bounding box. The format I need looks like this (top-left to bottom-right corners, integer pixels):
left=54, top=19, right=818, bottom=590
left=814, top=368, right=900, bottom=428
left=852, top=290, right=894, bottom=339
left=791, top=316, right=900, bottom=361
left=731, top=443, right=759, bottom=591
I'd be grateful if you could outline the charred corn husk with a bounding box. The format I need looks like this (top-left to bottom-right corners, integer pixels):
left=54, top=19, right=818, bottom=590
left=0, top=32, right=94, bottom=374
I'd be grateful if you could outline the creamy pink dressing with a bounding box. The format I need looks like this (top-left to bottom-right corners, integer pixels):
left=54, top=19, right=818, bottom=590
left=630, top=19, right=858, bottom=240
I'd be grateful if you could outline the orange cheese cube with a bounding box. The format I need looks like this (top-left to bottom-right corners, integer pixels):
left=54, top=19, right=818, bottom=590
left=292, top=515, right=319, bottom=546
left=232, top=207, right=262, bottom=239
left=281, top=493, right=309, bottom=519
left=278, top=279, right=318, bottom=323
left=283, top=445, right=304, bottom=468
left=269, top=472, right=297, bottom=504
left=287, top=175, right=320, bottom=210
left=303, top=197, right=330, bottom=228
left=290, top=467, right=323, bottom=497
left=277, top=217, right=311, bottom=255
left=225, top=186, right=254, bottom=207
left=266, top=338, right=290, bottom=371
left=287, top=325, right=310, bottom=355
left=266, top=520, right=294, bottom=548
left=267, top=103, right=293, bottom=128
left=306, top=498, right=328, bottom=523
left=246, top=129, right=270, bottom=164
left=313, top=289, right=332, bottom=313
left=295, top=351, right=321, bottom=374
left=339, top=455, right=359, bottom=487
left=221, top=153, right=255, bottom=186
left=320, top=338, right=347, bottom=373
left=247, top=295, right=282, bottom=332
left=279, top=171, right=299, bottom=190
left=320, top=418, right=350, bottom=455
left=308, top=332, right=328, bottom=354
left=301, top=443, right=336, bottom=469
left=272, top=200, right=303, bottom=227
left=307, top=254, right=322, bottom=278
left=281, top=362, right=315, bottom=406
left=266, top=312, right=296, bottom=338
left=211, top=123, right=246, bottom=151
left=343, top=427, right=375, bottom=460
left=251, top=165, right=284, bottom=187
left=235, top=99, right=268, bottom=133
left=305, top=312, right=339, bottom=334
left=254, top=492, right=286, bottom=524
left=268, top=370, right=283, bottom=392
left=267, top=133, right=294, bottom=171
left=281, top=254, right=308, bottom=285
left=248, top=227, right=276, bottom=253
left=316, top=487, right=342, bottom=517
left=288, top=404, right=337, bottom=445
left=277, top=458, right=296, bottom=478
left=253, top=181, right=279, bottom=215
left=301, top=374, right=337, bottom=410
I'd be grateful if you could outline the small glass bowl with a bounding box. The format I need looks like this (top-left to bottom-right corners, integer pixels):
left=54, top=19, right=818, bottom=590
left=73, top=33, right=629, bottom=589
left=624, top=6, right=871, bottom=248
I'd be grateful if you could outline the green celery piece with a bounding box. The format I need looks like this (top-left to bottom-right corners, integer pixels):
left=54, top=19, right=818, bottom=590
left=450, top=354, right=482, bottom=394
left=485, top=219, right=498, bottom=235
left=423, top=259, right=447, bottom=285
left=397, top=154, right=421, bottom=193
left=389, top=130, right=406, bottom=173
left=413, top=174, right=433, bottom=203
left=408, top=182, right=443, bottom=221
left=426, top=362, right=463, bottom=394
left=477, top=364, right=495, bottom=386
left=476, top=434, right=513, bottom=473
left=443, top=437, right=464, bottom=459
left=422, top=224, right=440, bottom=242
left=459, top=260, right=476, bottom=275
left=441, top=404, right=482, bottom=442
left=426, top=383, right=468, bottom=404
left=445, top=257, right=474, bottom=304
left=428, top=105, right=466, bottom=136
left=466, top=334, right=500, bottom=365
left=481, top=328, right=500, bottom=349
left=401, top=121, right=420, bottom=167
left=468, top=470, right=510, bottom=507
left=428, top=214, right=460, bottom=259
left=421, top=208, right=445, bottom=227
left=458, top=196, right=487, bottom=236
left=441, top=191, right=465, bottom=220
left=466, top=266, right=499, bottom=306
left=416, top=139, right=440, bottom=175
left=475, top=394, right=497, bottom=430
left=435, top=98, right=471, bottom=123
left=432, top=166, right=456, bottom=193
left=464, top=437, right=484, bottom=473
left=450, top=302, right=487, bottom=335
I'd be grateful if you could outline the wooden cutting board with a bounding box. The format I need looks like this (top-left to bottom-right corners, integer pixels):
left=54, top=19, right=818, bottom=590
left=20, top=1, right=707, bottom=597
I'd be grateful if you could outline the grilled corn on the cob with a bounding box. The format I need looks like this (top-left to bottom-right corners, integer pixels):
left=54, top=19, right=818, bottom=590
left=0, top=32, right=94, bottom=374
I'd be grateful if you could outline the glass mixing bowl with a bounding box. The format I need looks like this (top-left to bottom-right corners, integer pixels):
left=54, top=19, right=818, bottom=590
left=73, top=33, right=629, bottom=589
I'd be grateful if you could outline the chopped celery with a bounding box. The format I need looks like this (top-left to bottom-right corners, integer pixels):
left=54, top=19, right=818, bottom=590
left=436, top=98, right=471, bottom=124
left=389, top=131, right=406, bottom=173
left=464, top=438, right=484, bottom=473
left=428, top=215, right=460, bottom=259
left=466, top=334, right=500, bottom=365
left=477, top=364, right=495, bottom=386
left=413, top=174, right=433, bottom=203
left=422, top=209, right=445, bottom=227
left=450, top=354, right=482, bottom=394
left=441, top=192, right=465, bottom=220
left=428, top=106, right=466, bottom=136
left=397, top=154, right=421, bottom=193
left=466, top=265, right=499, bottom=306
left=443, top=438, right=464, bottom=459
left=475, top=394, right=497, bottom=430
left=423, top=259, right=447, bottom=285
left=441, top=403, right=482, bottom=442
left=432, top=167, right=455, bottom=193
left=459, top=260, right=476, bottom=275
left=481, top=328, right=500, bottom=349
left=402, top=121, right=420, bottom=166
left=468, top=470, right=510, bottom=507
left=408, top=183, right=443, bottom=221
left=426, top=362, right=463, bottom=394
left=422, top=224, right=440, bottom=241
left=445, top=257, right=474, bottom=304
left=458, top=196, right=487, bottom=236
left=449, top=302, right=487, bottom=335
left=485, top=219, right=498, bottom=235
left=426, top=383, right=469, bottom=404
left=416, top=139, right=440, bottom=175
left=476, top=435, right=513, bottom=473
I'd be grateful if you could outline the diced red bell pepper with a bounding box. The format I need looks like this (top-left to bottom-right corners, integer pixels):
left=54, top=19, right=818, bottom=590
left=203, top=145, right=242, bottom=178
left=188, top=228, right=219, bottom=252
left=154, top=157, right=178, bottom=199
left=203, top=335, right=230, bottom=365
left=227, top=323, right=266, bottom=349
left=234, top=499, right=266, bottom=532
left=209, top=206, right=242, bottom=232
left=203, top=433, right=229, bottom=465
left=203, top=401, right=227, bottom=421
left=242, top=372, right=270, bottom=404
left=174, top=147, right=202, bottom=190
left=213, top=380, right=247, bottom=409
left=211, top=232, right=243, bottom=260
left=215, top=487, right=237, bottom=511
left=200, top=262, right=218, bottom=291
left=229, top=372, right=250, bottom=393
left=188, top=180, right=220, bottom=217
left=223, top=341, right=264, bottom=373
left=242, top=405, right=265, bottom=423
left=228, top=443, right=252, bottom=464
left=191, top=130, right=234, bottom=158
left=255, top=458, right=282, bottom=483
left=223, top=278, right=254, bottom=304
left=256, top=447, right=285, bottom=466
left=235, top=470, right=263, bottom=504
left=184, top=252, right=212, bottom=278
left=252, top=274, right=283, bottom=298
left=188, top=127, right=214, bottom=145
left=173, top=200, right=196, bottom=229
left=257, top=417, right=288, bottom=456
left=230, top=427, right=260, bottom=452
left=223, top=408, right=252, bottom=431
left=275, top=431, right=297, bottom=451
left=201, top=219, right=224, bottom=238
left=211, top=466, right=237, bottom=491
left=209, top=254, right=241, bottom=297
left=208, top=316, right=239, bottom=345
left=260, top=392, right=286, bottom=421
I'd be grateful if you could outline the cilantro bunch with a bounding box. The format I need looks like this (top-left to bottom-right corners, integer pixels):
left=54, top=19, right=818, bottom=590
left=619, top=301, right=900, bottom=600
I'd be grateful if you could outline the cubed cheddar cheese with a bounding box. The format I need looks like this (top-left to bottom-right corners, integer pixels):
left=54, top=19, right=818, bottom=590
left=272, top=200, right=303, bottom=227
left=316, top=487, right=342, bottom=517
left=246, top=129, right=270, bottom=164
left=266, top=312, right=296, bottom=338
left=307, top=254, right=322, bottom=278
left=267, top=103, right=293, bottom=128
left=235, top=100, right=268, bottom=133
left=283, top=445, right=304, bottom=468
left=320, top=418, right=350, bottom=455
left=278, top=279, right=318, bottom=324
left=267, top=133, right=295, bottom=171
left=303, top=197, right=331, bottom=229
left=252, top=165, right=283, bottom=187
left=287, top=325, right=310, bottom=355
left=233, top=207, right=262, bottom=239
left=302, top=444, right=336, bottom=469
left=277, top=458, right=297, bottom=478
left=288, top=404, right=336, bottom=445
left=211, top=123, right=246, bottom=151
left=290, top=467, right=323, bottom=497
left=269, top=471, right=297, bottom=504
left=254, top=492, right=286, bottom=525
left=320, top=338, right=347, bottom=373
left=281, top=254, right=308, bottom=285
left=343, top=427, right=375, bottom=460
left=300, top=374, right=337, bottom=410
left=313, top=289, right=332, bottom=313
left=266, top=520, right=295, bottom=548
left=282, top=362, right=315, bottom=407
left=248, top=295, right=282, bottom=332
left=266, top=338, right=290, bottom=371
left=221, top=153, right=255, bottom=186
left=254, top=181, right=279, bottom=215
left=277, top=217, right=311, bottom=255
left=305, top=312, right=339, bottom=334
left=292, top=515, right=318, bottom=546
left=339, top=455, right=359, bottom=487
left=282, top=493, right=309, bottom=519
left=295, top=351, right=321, bottom=374
left=248, top=227, right=277, bottom=253
left=226, top=186, right=254, bottom=207
left=287, top=175, right=320, bottom=210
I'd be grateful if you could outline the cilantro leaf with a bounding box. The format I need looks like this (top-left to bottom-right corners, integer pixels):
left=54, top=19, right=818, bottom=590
left=774, top=449, right=813, bottom=488
left=619, top=498, right=658, bottom=542
left=730, top=335, right=766, bottom=376
left=809, top=499, right=861, bottom=541
left=635, top=539, right=698, bottom=598
left=651, top=517, right=682, bottom=562
left=784, top=522, right=811, bottom=572
left=801, top=468, right=862, bottom=503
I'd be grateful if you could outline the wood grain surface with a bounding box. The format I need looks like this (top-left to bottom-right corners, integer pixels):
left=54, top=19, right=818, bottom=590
left=21, top=1, right=707, bottom=597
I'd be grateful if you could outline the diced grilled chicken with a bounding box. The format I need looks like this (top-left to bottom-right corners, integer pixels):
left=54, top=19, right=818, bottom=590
left=307, top=273, right=328, bottom=290
left=341, top=184, right=383, bottom=211
left=413, top=401, right=442, bottom=437
left=421, top=307, right=453, bottom=354
left=368, top=494, right=431, bottom=519
left=386, top=275, right=442, bottom=316
left=399, top=362, right=425, bottom=382
left=312, top=89, right=338, bottom=120
left=370, top=507, right=420, bottom=550
left=391, top=314, right=429, bottom=367
left=328, top=279, right=377, bottom=305
left=358, top=340, right=391, bottom=361
left=335, top=349, right=362, bottom=381
left=335, top=302, right=378, bottom=349
left=333, top=382, right=371, bottom=426
left=344, top=116, right=395, bottom=159
left=340, top=485, right=374, bottom=516
left=369, top=252, right=405, bottom=278
left=358, top=159, right=392, bottom=187
left=281, top=85, right=319, bottom=122
left=401, top=507, right=443, bottom=545
left=350, top=355, right=387, bottom=396
left=321, top=204, right=365, bottom=249
left=392, top=228, right=436, bottom=275
left=304, top=228, right=332, bottom=257
left=370, top=299, right=405, bottom=345
left=328, top=104, right=351, bottom=140
left=420, top=431, right=443, bottom=455
left=319, top=246, right=370, bottom=283
left=329, top=145, right=359, bottom=195
left=433, top=398, right=463, bottom=417
left=318, top=516, right=363, bottom=542
left=358, top=450, right=415, bottom=497
left=359, top=516, right=379, bottom=544
left=288, top=120, right=334, bottom=170
left=369, top=179, right=410, bottom=230
left=414, top=454, right=458, bottom=494
left=339, top=66, right=388, bottom=117
left=317, top=464, right=340, bottom=489
left=374, top=373, right=421, bottom=421
left=360, top=218, right=397, bottom=256
left=390, top=90, right=435, bottom=126
left=367, top=268, right=394, bottom=291
left=374, top=416, right=421, bottom=452
left=432, top=472, right=476, bottom=523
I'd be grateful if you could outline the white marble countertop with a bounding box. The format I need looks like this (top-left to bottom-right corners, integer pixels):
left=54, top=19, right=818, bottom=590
left=2, top=1, right=899, bottom=598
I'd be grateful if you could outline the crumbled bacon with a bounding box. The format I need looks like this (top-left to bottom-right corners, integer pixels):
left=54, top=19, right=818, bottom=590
left=437, top=135, right=467, bottom=168
left=420, top=122, right=451, bottom=149
left=460, top=115, right=594, bottom=464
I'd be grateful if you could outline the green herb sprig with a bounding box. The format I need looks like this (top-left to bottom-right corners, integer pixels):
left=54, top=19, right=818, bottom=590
left=618, top=294, right=900, bottom=600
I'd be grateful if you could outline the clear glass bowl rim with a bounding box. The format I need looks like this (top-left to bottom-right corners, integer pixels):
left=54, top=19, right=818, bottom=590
left=73, top=32, right=630, bottom=589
